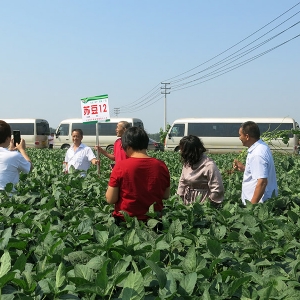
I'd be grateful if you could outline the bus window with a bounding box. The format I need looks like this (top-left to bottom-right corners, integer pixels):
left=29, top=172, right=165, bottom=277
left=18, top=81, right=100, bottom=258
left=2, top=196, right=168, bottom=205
left=9, top=123, right=34, bottom=135
left=72, top=123, right=96, bottom=136
left=58, top=124, right=69, bottom=136
left=98, top=123, right=117, bottom=136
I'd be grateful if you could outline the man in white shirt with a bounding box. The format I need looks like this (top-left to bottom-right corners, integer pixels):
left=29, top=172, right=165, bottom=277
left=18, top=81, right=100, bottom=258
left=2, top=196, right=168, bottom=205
left=233, top=121, right=278, bottom=204
left=64, top=129, right=99, bottom=175
left=48, top=133, right=54, bottom=149
left=0, top=120, right=32, bottom=191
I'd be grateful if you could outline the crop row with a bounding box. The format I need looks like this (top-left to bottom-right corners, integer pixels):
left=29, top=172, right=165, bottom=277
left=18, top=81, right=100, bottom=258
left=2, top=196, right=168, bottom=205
left=0, top=149, right=300, bottom=299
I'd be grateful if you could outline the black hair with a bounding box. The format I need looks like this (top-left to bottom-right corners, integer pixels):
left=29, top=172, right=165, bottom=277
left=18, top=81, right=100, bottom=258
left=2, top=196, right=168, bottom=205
left=0, top=120, right=12, bottom=144
left=241, top=121, right=260, bottom=140
left=179, top=135, right=206, bottom=167
left=121, top=127, right=149, bottom=151
left=72, top=129, right=83, bottom=137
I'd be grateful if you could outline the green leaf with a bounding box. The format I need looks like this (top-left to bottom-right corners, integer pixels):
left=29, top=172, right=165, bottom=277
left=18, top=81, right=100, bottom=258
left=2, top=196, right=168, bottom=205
left=121, top=271, right=145, bottom=300
left=123, top=229, right=139, bottom=249
left=0, top=228, right=12, bottom=250
left=4, top=183, right=13, bottom=193
left=159, top=272, right=177, bottom=298
left=0, top=271, right=16, bottom=288
left=168, top=219, right=182, bottom=236
left=155, top=240, right=170, bottom=250
left=56, top=262, right=66, bottom=289
left=182, top=245, right=196, bottom=273
left=12, top=253, right=26, bottom=272
left=207, top=239, right=221, bottom=257
left=95, top=260, right=110, bottom=291
left=74, top=264, right=93, bottom=282
left=243, top=215, right=257, bottom=227
left=179, top=272, right=197, bottom=295
left=0, top=251, right=11, bottom=277
left=228, top=276, right=251, bottom=296
left=142, top=258, right=167, bottom=289
left=253, top=231, right=265, bottom=247
left=94, top=230, right=108, bottom=247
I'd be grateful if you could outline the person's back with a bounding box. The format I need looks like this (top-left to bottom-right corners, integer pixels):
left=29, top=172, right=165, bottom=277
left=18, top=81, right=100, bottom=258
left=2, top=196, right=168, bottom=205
left=109, top=156, right=169, bottom=220
left=106, top=126, right=170, bottom=223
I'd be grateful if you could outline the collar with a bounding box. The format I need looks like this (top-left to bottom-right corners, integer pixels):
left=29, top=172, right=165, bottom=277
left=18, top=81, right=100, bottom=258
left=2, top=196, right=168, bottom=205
left=247, top=139, right=263, bottom=153
left=71, top=143, right=84, bottom=150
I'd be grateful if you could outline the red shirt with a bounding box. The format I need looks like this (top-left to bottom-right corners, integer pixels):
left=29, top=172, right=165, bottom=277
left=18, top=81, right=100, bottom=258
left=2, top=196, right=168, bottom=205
left=109, top=157, right=170, bottom=221
left=113, top=139, right=127, bottom=163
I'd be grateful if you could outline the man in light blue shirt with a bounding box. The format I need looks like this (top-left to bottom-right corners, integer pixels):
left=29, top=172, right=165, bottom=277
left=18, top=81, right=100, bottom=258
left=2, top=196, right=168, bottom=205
left=233, top=121, right=278, bottom=204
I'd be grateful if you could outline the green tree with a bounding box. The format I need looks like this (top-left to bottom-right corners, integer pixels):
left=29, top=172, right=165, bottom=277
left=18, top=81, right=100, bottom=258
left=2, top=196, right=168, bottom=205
left=159, top=124, right=171, bottom=144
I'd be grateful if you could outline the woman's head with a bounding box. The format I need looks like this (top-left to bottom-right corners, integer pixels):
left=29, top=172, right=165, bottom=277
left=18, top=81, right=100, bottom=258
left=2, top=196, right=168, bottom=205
left=179, top=135, right=206, bottom=167
left=121, top=126, right=149, bottom=151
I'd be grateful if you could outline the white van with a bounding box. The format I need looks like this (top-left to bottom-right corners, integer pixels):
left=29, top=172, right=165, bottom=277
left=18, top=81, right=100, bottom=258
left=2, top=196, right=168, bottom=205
left=165, top=117, right=299, bottom=154
left=1, top=118, right=50, bottom=148
left=55, top=118, right=144, bottom=150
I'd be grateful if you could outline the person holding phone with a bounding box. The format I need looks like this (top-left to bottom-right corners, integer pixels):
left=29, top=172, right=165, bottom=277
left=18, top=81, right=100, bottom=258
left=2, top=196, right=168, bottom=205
left=95, top=121, right=131, bottom=164
left=0, top=120, right=33, bottom=192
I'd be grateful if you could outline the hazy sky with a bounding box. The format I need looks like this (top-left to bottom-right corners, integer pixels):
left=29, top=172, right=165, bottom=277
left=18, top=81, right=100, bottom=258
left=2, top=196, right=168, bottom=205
left=1, top=1, right=300, bottom=133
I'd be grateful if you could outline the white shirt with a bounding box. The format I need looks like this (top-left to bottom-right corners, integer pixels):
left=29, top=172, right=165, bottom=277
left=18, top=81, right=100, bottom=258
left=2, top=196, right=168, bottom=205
left=242, top=139, right=278, bottom=204
left=0, top=147, right=31, bottom=190
left=48, top=135, right=54, bottom=145
left=64, top=143, right=96, bottom=172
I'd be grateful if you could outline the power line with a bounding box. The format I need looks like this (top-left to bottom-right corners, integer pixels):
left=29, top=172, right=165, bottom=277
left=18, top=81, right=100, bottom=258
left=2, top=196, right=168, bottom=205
left=170, top=33, right=300, bottom=93
left=116, top=2, right=300, bottom=114
left=170, top=21, right=300, bottom=90
left=169, top=11, right=300, bottom=85
left=163, top=1, right=300, bottom=83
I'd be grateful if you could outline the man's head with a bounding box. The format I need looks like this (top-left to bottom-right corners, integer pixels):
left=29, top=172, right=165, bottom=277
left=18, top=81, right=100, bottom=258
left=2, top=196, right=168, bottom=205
left=72, top=129, right=83, bottom=146
left=239, top=121, right=260, bottom=147
left=0, top=120, right=11, bottom=145
left=116, top=121, right=131, bottom=137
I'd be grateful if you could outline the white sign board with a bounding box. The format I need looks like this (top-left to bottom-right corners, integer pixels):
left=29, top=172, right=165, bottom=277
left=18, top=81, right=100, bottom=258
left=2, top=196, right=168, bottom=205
left=80, top=94, right=110, bottom=123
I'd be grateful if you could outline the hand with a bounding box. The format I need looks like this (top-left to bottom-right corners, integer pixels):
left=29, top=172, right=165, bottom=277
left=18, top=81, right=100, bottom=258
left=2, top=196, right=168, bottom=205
left=94, top=145, right=102, bottom=151
left=8, top=138, right=16, bottom=151
left=233, top=159, right=244, bottom=172
left=16, top=139, right=26, bottom=151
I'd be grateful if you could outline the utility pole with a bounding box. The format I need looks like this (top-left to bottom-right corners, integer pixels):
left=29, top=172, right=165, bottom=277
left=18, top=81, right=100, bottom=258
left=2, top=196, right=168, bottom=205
left=114, top=107, right=120, bottom=117
left=161, top=82, right=170, bottom=130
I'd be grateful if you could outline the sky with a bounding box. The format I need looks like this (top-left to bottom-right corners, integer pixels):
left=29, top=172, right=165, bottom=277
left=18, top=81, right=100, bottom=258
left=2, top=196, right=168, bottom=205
left=1, top=1, right=300, bottom=134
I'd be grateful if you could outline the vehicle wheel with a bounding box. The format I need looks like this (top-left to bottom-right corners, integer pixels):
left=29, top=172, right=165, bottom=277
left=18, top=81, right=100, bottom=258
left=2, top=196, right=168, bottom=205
left=106, top=145, right=114, bottom=153
left=174, top=146, right=180, bottom=152
left=61, top=144, right=70, bottom=150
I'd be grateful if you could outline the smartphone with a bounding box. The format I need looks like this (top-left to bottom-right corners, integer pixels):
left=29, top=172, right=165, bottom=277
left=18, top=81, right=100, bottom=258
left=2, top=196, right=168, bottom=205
left=110, top=164, right=115, bottom=170
left=13, top=130, right=21, bottom=146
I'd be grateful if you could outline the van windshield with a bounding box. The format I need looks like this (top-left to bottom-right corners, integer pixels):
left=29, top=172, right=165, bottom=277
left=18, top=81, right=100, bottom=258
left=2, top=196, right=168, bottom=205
left=36, top=121, right=50, bottom=135
left=170, top=124, right=185, bottom=137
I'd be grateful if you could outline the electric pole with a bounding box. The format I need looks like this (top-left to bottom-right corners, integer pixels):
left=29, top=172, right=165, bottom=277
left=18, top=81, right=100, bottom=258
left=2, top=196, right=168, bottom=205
left=114, top=108, right=120, bottom=117
left=161, top=82, right=170, bottom=130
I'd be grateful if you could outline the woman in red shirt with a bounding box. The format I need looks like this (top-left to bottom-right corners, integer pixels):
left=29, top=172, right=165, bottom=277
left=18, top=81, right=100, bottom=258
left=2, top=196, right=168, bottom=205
left=106, top=127, right=170, bottom=224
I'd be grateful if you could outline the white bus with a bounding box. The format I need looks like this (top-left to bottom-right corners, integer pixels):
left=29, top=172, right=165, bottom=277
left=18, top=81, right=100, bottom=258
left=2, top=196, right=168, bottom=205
left=55, top=118, right=144, bottom=150
left=1, top=118, right=50, bottom=149
left=165, top=117, right=299, bottom=154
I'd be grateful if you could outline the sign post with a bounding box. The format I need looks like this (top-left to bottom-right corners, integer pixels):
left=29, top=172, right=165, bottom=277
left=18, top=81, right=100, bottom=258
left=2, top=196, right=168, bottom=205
left=80, top=94, right=110, bottom=175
